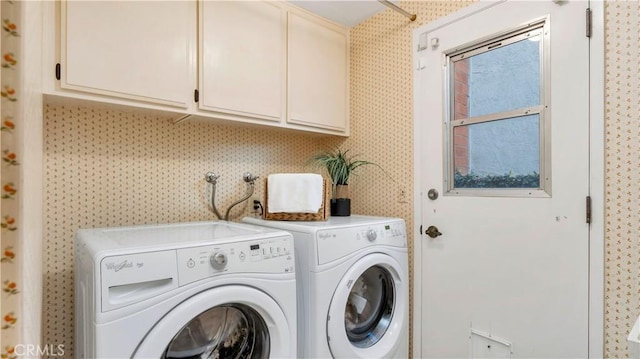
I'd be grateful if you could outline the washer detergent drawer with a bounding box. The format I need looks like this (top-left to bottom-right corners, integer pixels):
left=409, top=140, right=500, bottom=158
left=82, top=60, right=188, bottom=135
left=100, top=250, right=178, bottom=312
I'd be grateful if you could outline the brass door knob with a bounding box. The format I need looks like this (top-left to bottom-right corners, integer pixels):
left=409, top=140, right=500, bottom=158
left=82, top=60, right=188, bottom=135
left=425, top=225, right=442, bottom=238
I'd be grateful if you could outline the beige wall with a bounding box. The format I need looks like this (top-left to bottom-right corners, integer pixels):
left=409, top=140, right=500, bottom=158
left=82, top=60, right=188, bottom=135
left=42, top=101, right=330, bottom=352
left=603, top=2, right=640, bottom=356
left=42, top=1, right=639, bottom=358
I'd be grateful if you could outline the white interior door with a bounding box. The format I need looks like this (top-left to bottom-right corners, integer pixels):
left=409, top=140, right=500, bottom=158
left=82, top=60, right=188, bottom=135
left=415, top=1, right=590, bottom=357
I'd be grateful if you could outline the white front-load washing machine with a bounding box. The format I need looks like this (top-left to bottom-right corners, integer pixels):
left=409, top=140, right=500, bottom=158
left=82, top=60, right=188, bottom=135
left=75, top=221, right=296, bottom=358
left=243, top=215, right=408, bottom=359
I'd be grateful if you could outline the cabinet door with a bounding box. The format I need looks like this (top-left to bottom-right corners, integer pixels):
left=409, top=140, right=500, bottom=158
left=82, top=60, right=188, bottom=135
left=61, top=1, right=192, bottom=108
left=288, top=12, right=348, bottom=133
left=200, top=1, right=285, bottom=122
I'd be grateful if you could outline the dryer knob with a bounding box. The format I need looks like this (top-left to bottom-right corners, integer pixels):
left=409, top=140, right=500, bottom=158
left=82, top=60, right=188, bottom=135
left=366, top=229, right=377, bottom=241
left=210, top=252, right=228, bottom=270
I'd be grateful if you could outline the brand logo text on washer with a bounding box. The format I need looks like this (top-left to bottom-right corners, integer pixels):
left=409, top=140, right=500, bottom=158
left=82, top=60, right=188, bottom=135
left=105, top=260, right=133, bottom=272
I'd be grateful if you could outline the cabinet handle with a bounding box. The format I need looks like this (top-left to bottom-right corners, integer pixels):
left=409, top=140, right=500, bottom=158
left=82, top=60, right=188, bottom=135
left=194, top=89, right=199, bottom=103
left=55, top=63, right=61, bottom=80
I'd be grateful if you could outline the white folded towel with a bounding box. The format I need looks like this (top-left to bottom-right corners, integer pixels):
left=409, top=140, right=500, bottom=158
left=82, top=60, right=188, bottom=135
left=267, top=173, right=323, bottom=213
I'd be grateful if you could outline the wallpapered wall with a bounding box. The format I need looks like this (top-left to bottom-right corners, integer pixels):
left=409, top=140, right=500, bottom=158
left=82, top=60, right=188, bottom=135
left=41, top=1, right=638, bottom=358
left=42, top=102, right=338, bottom=353
left=603, top=1, right=640, bottom=356
left=1, top=1, right=23, bottom=357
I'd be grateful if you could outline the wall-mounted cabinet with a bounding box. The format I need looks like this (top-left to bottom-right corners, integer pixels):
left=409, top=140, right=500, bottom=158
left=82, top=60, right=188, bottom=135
left=45, top=1, right=349, bottom=136
left=288, top=12, right=348, bottom=132
left=59, top=1, right=194, bottom=109
left=199, top=1, right=285, bottom=123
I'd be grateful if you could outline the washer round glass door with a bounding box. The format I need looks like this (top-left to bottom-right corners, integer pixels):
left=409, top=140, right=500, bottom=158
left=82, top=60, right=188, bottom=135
left=344, top=266, right=394, bottom=348
left=133, top=286, right=292, bottom=358
left=163, top=304, right=268, bottom=358
left=327, top=253, right=407, bottom=358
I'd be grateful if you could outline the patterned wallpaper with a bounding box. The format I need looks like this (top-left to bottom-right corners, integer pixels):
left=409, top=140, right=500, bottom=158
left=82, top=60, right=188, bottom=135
left=39, top=1, right=639, bottom=358
left=603, top=1, right=640, bottom=357
left=42, top=102, right=329, bottom=354
left=1, top=1, right=22, bottom=358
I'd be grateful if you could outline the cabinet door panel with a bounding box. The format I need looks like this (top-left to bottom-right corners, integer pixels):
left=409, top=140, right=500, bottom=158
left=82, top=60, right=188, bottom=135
left=62, top=1, right=192, bottom=108
left=200, top=1, right=284, bottom=121
left=288, top=13, right=348, bottom=132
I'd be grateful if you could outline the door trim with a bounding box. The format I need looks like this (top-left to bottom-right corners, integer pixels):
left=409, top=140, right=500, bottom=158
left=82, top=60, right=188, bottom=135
left=411, top=1, right=604, bottom=357
left=587, top=2, right=605, bottom=356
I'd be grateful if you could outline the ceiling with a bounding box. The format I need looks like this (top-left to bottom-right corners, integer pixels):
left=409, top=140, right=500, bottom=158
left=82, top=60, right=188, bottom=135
left=289, top=1, right=389, bottom=27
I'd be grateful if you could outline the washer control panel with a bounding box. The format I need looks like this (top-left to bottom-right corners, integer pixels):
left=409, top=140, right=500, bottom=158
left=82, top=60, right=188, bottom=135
left=177, top=235, right=294, bottom=286
left=316, top=221, right=407, bottom=265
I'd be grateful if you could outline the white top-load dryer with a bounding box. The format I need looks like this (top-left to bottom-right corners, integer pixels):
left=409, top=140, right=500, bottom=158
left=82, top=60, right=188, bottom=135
left=243, top=215, right=408, bottom=359
left=75, top=221, right=296, bottom=358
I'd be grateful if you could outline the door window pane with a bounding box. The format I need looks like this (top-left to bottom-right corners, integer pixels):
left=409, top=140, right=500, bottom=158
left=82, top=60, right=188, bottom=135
left=447, top=22, right=548, bottom=194
left=453, top=34, right=541, bottom=120
left=453, top=115, right=540, bottom=188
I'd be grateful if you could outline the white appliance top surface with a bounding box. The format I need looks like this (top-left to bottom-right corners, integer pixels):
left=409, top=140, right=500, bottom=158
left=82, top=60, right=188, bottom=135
left=77, top=221, right=290, bottom=254
left=243, top=215, right=404, bottom=233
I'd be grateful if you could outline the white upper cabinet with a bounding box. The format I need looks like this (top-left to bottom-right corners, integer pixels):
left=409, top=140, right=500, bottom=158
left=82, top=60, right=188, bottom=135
left=200, top=1, right=285, bottom=122
left=49, top=1, right=348, bottom=136
left=288, top=12, right=349, bottom=133
left=60, top=1, right=194, bottom=108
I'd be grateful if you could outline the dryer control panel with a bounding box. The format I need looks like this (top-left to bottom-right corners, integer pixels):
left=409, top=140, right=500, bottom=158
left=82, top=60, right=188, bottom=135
left=316, top=221, right=407, bottom=265
left=177, top=235, right=294, bottom=286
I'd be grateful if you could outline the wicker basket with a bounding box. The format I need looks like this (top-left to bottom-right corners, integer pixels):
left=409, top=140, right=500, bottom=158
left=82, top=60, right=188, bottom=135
left=263, top=177, right=330, bottom=221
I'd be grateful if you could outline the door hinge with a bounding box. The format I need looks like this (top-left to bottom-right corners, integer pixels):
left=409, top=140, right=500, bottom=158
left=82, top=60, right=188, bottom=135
left=194, top=89, right=199, bottom=103
left=55, top=63, right=61, bottom=80
left=586, top=196, right=592, bottom=224
left=585, top=8, right=592, bottom=38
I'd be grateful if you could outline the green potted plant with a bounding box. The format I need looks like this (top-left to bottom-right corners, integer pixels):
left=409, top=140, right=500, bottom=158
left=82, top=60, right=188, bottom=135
left=308, top=147, right=383, bottom=216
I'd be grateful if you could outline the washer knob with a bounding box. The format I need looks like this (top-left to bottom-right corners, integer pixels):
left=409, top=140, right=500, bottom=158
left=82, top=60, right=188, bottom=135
left=210, top=252, right=228, bottom=270
left=366, top=229, right=377, bottom=241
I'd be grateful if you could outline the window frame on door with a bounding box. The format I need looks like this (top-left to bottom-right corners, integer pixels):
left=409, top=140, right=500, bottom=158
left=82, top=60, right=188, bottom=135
left=443, top=17, right=552, bottom=197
